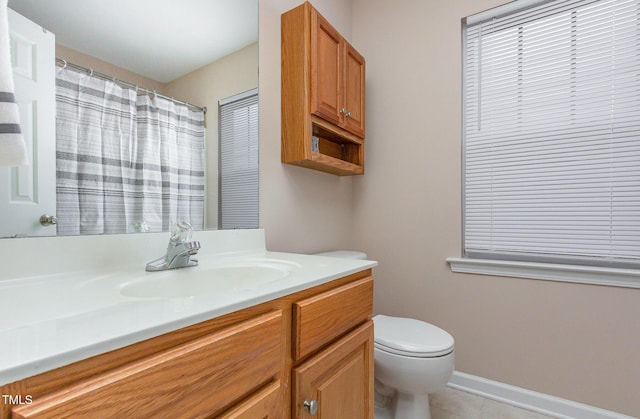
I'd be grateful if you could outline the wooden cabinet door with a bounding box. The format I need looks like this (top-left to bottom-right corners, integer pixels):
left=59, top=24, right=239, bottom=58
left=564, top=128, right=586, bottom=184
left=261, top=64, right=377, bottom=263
left=293, top=321, right=374, bottom=419
left=310, top=8, right=343, bottom=127
left=343, top=42, right=366, bottom=138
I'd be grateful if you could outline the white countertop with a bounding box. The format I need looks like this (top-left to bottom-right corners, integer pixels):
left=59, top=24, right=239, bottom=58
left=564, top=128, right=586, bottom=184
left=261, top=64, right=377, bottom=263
left=0, top=229, right=376, bottom=386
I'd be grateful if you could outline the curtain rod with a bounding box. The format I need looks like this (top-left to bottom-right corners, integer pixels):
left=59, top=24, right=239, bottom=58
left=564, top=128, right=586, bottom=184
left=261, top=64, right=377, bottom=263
left=55, top=58, right=206, bottom=114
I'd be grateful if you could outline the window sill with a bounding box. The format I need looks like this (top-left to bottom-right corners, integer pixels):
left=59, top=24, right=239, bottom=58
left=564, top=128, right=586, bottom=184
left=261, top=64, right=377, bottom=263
left=446, top=257, right=640, bottom=289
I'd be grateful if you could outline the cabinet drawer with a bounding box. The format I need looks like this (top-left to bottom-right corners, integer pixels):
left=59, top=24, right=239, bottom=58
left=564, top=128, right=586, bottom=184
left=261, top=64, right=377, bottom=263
left=12, top=310, right=284, bottom=419
left=293, top=276, right=373, bottom=360
left=219, top=380, right=282, bottom=419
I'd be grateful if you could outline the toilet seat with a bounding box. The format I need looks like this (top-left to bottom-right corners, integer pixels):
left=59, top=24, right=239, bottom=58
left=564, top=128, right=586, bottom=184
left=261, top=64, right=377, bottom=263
left=373, top=315, right=454, bottom=358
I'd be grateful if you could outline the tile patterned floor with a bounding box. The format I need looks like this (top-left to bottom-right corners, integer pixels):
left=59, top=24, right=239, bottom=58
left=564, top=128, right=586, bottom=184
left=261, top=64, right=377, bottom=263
left=375, top=386, right=556, bottom=419
left=430, top=387, right=555, bottom=419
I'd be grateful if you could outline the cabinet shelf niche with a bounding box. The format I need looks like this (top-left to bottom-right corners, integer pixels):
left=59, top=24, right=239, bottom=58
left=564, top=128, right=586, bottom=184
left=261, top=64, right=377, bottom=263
left=310, top=117, right=363, bottom=176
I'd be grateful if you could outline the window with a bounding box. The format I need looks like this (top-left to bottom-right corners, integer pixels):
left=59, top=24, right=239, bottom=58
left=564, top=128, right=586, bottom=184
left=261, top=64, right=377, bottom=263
left=219, top=89, right=259, bottom=229
left=455, top=0, right=640, bottom=285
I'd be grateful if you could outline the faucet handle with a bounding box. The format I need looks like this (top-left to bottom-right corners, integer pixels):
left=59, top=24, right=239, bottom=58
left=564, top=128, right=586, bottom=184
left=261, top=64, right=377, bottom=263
left=170, top=221, right=193, bottom=243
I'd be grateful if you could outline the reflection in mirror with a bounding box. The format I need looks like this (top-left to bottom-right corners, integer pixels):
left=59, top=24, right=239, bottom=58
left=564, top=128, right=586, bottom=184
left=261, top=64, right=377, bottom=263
left=2, top=0, right=259, bottom=238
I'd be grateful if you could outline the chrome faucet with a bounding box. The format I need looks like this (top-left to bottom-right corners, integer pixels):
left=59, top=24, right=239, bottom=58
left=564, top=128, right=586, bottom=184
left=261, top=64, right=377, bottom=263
left=146, top=221, right=201, bottom=272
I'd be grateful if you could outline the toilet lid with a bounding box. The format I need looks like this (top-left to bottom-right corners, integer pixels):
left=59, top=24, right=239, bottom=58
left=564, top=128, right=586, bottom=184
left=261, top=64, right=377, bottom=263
left=373, top=315, right=454, bottom=357
left=314, top=250, right=367, bottom=259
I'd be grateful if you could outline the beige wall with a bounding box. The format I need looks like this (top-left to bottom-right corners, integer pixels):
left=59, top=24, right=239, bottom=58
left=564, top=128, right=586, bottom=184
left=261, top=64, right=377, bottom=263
left=350, top=0, right=640, bottom=416
left=165, top=43, right=259, bottom=229
left=258, top=0, right=356, bottom=254
left=56, top=45, right=166, bottom=94
left=46, top=2, right=640, bottom=415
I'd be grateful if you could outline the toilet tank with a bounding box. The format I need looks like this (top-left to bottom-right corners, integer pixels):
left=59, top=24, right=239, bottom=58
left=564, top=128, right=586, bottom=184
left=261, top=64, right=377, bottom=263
left=314, top=250, right=367, bottom=259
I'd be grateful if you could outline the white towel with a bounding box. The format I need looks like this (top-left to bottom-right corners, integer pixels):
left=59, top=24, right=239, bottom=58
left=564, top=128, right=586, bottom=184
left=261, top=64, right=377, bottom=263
left=0, top=0, right=27, bottom=166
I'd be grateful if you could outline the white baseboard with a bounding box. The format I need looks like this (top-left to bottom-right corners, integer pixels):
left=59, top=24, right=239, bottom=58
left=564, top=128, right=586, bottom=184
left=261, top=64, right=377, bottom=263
left=447, top=371, right=637, bottom=419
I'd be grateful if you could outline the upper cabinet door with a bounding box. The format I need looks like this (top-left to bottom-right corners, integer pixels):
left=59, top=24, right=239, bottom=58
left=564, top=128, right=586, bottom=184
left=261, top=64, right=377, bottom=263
left=343, top=42, right=365, bottom=138
left=310, top=9, right=343, bottom=127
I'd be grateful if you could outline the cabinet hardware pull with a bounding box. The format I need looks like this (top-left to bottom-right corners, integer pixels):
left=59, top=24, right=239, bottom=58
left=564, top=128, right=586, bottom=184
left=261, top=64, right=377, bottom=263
left=339, top=108, right=347, bottom=115
left=303, top=399, right=319, bottom=415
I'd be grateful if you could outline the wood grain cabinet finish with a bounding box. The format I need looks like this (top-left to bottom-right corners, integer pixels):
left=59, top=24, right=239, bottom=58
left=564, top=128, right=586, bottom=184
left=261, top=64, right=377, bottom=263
left=291, top=277, right=374, bottom=419
left=293, top=321, right=374, bottom=419
left=1, top=269, right=373, bottom=419
left=342, top=43, right=366, bottom=137
left=310, top=9, right=366, bottom=138
left=293, top=276, right=373, bottom=361
left=282, top=1, right=366, bottom=176
left=11, top=311, right=284, bottom=419
left=310, top=10, right=342, bottom=128
left=218, top=380, right=282, bottom=419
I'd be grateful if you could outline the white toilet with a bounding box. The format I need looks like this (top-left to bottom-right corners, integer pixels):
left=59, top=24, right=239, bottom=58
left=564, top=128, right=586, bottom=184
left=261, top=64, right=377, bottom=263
left=373, top=315, right=454, bottom=419
left=314, top=250, right=455, bottom=419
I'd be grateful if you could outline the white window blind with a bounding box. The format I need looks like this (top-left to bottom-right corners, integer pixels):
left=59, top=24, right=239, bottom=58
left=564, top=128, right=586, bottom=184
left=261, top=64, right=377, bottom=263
left=219, top=89, right=259, bottom=229
left=463, top=0, right=640, bottom=267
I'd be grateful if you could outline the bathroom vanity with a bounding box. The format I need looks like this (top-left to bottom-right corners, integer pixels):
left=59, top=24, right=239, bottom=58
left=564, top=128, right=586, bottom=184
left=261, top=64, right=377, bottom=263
left=0, top=230, right=376, bottom=418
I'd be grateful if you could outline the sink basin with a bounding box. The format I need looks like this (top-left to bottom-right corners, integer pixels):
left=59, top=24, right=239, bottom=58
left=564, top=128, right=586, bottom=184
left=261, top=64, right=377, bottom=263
left=120, top=260, right=297, bottom=299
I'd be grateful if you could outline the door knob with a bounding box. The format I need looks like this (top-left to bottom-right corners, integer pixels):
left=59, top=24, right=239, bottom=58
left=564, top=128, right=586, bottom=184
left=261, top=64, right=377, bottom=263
left=39, top=214, right=58, bottom=226
left=303, top=399, right=318, bottom=415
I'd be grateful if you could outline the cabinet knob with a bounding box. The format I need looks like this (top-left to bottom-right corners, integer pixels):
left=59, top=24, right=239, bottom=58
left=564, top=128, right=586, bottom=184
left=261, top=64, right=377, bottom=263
left=339, top=108, right=347, bottom=115
left=346, top=111, right=352, bottom=118
left=303, top=399, right=318, bottom=415
left=39, top=214, right=58, bottom=226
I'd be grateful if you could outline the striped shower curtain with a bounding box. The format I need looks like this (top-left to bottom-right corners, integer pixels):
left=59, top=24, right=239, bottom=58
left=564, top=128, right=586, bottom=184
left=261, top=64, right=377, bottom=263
left=55, top=67, right=205, bottom=235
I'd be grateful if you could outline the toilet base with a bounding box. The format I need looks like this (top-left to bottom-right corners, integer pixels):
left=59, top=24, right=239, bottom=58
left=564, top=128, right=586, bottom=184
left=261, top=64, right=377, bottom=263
left=374, top=391, right=431, bottom=419
left=394, top=392, right=431, bottom=419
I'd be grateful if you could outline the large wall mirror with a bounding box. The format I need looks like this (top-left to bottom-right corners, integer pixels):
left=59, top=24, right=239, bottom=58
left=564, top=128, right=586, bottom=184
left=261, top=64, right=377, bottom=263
left=2, top=0, right=259, bottom=238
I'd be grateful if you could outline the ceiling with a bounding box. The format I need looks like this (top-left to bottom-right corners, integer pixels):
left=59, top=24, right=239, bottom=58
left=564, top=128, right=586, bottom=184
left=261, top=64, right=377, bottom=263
left=7, top=0, right=258, bottom=83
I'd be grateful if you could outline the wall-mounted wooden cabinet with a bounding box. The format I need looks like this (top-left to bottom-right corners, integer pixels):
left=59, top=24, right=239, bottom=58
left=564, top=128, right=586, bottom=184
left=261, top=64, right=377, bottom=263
left=282, top=1, right=366, bottom=176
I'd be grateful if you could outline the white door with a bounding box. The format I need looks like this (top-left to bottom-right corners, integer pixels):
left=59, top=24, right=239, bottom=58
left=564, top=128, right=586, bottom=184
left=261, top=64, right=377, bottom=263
left=0, top=9, right=55, bottom=237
